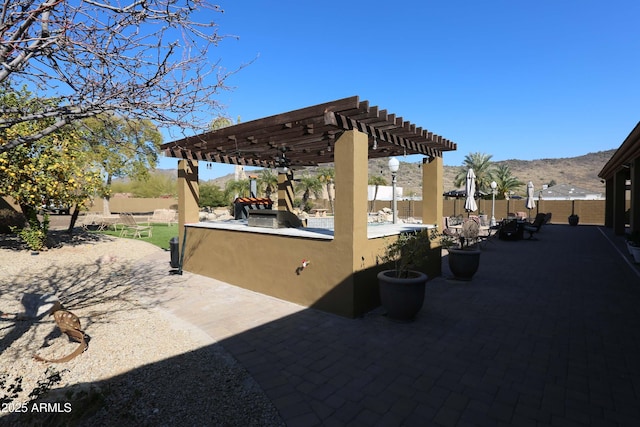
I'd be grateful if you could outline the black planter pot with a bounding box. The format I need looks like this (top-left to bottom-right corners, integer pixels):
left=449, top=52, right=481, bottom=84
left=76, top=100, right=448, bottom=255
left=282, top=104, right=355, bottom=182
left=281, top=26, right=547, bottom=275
left=447, top=248, right=481, bottom=281
left=568, top=215, right=579, bottom=226
left=377, top=270, right=427, bottom=322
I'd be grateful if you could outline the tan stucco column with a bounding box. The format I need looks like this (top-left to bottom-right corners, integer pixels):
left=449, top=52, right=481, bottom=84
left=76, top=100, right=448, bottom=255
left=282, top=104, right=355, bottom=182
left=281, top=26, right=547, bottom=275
left=177, top=159, right=199, bottom=245
left=277, top=169, right=295, bottom=212
left=422, top=156, right=443, bottom=227
left=613, top=168, right=627, bottom=235
left=334, top=130, right=368, bottom=246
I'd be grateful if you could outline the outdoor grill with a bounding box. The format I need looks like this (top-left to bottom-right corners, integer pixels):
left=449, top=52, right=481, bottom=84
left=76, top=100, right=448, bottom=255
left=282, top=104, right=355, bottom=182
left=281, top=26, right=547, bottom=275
left=233, top=197, right=273, bottom=220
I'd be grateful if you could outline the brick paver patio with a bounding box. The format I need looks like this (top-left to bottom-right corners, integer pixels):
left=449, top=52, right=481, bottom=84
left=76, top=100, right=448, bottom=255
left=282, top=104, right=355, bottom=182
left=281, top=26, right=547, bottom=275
left=164, top=224, right=640, bottom=426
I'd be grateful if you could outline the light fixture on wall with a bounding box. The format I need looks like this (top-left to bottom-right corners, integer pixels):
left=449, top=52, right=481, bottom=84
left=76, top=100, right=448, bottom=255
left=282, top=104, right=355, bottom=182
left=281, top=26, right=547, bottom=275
left=372, top=136, right=378, bottom=150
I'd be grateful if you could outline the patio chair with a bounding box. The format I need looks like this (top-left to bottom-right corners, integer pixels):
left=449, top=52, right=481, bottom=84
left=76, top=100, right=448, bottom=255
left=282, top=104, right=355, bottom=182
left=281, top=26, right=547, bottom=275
left=442, top=217, right=457, bottom=236
left=523, top=213, right=547, bottom=240
left=148, top=209, right=177, bottom=226
left=498, top=219, right=523, bottom=241
left=119, top=213, right=152, bottom=239
left=78, top=213, right=100, bottom=230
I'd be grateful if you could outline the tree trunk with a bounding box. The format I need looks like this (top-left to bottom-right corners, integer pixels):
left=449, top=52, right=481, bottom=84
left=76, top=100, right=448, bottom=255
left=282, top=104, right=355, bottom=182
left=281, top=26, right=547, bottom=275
left=67, top=205, right=81, bottom=234
left=103, top=174, right=112, bottom=215
left=326, top=183, right=334, bottom=214
left=370, top=185, right=379, bottom=213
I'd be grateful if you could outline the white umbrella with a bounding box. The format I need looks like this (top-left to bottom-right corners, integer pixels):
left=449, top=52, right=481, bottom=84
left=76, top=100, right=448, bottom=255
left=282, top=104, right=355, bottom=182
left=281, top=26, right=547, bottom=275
left=464, top=169, right=477, bottom=213
left=526, top=181, right=536, bottom=217
left=526, top=181, right=536, bottom=209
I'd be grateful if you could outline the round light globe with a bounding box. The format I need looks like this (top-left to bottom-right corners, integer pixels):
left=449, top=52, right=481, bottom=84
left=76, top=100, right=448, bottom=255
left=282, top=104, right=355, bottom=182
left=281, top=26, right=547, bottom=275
left=388, top=157, right=400, bottom=173
left=491, top=181, right=497, bottom=189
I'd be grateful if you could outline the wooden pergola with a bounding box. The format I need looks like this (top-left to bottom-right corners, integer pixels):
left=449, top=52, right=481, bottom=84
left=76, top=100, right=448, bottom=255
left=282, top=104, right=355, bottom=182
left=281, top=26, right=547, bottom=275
left=161, top=96, right=456, bottom=167
left=160, top=96, right=459, bottom=317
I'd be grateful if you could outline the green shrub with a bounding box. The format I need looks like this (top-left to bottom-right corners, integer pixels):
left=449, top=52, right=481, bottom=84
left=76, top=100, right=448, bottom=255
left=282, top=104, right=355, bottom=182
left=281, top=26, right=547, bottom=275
left=12, top=213, right=49, bottom=251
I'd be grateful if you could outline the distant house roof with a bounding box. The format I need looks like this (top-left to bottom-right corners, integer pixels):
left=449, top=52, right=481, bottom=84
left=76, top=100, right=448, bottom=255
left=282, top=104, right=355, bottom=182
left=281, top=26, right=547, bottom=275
left=538, top=184, right=603, bottom=200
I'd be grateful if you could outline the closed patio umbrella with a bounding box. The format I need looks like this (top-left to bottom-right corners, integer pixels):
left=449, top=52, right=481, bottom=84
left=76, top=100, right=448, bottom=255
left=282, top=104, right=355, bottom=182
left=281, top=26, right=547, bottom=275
left=464, top=169, right=477, bottom=214
left=526, top=181, right=535, bottom=220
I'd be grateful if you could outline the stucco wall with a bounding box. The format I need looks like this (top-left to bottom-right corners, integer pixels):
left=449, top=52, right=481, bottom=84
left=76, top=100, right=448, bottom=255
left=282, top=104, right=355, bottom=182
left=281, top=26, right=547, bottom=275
left=367, top=199, right=616, bottom=226
left=87, top=197, right=178, bottom=213
left=182, top=226, right=399, bottom=318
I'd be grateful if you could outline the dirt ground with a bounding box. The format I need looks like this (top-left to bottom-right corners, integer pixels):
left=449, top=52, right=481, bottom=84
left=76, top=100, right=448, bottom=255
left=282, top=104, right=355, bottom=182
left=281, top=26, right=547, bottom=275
left=47, top=213, right=72, bottom=230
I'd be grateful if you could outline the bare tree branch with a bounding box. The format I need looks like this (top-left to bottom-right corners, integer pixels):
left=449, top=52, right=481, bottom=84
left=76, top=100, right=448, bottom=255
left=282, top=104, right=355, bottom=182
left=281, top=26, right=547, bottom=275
left=0, top=0, right=243, bottom=153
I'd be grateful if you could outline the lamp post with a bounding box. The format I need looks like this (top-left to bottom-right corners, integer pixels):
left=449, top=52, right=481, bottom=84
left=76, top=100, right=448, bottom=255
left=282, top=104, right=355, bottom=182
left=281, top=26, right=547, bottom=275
left=388, top=157, right=399, bottom=224
left=490, top=181, right=497, bottom=227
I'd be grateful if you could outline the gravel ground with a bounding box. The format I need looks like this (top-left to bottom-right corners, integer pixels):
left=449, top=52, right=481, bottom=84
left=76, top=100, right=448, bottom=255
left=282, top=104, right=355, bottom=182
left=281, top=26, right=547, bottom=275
left=0, top=231, right=284, bottom=426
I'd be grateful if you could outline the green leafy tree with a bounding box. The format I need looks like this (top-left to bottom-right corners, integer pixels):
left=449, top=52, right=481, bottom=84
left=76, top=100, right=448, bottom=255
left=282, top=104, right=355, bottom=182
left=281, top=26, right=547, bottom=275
left=317, top=167, right=335, bottom=213
left=295, top=174, right=323, bottom=212
left=492, top=164, right=524, bottom=199
left=368, top=175, right=387, bottom=212
left=453, top=152, right=495, bottom=194
left=199, top=182, right=227, bottom=208
left=129, top=172, right=177, bottom=198
left=79, top=114, right=162, bottom=214
left=0, top=86, right=102, bottom=248
left=257, top=169, right=278, bottom=199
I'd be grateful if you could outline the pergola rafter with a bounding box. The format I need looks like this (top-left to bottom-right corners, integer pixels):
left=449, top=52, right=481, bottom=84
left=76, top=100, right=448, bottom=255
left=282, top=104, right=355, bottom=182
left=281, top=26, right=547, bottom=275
left=161, top=96, right=457, bottom=168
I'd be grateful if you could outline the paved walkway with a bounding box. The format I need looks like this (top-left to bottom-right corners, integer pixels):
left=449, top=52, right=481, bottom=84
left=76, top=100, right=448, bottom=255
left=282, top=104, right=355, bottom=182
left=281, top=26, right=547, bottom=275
left=159, top=224, right=640, bottom=426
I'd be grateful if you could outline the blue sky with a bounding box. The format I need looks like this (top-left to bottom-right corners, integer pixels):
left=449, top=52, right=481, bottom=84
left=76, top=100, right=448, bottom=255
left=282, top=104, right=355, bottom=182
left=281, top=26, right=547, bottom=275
left=158, top=0, right=640, bottom=180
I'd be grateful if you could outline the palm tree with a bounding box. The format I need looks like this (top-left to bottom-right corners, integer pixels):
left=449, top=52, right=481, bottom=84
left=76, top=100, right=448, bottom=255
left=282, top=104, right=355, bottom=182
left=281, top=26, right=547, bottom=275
left=316, top=167, right=335, bottom=213
left=368, top=175, right=387, bottom=212
left=224, top=179, right=250, bottom=204
left=492, top=164, right=524, bottom=199
left=453, top=152, right=494, bottom=194
left=257, top=169, right=278, bottom=199
left=295, top=173, right=323, bottom=211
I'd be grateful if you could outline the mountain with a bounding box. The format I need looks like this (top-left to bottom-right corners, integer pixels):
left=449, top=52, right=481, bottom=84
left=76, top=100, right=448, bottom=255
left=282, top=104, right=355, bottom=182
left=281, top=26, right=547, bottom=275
left=202, top=149, right=617, bottom=197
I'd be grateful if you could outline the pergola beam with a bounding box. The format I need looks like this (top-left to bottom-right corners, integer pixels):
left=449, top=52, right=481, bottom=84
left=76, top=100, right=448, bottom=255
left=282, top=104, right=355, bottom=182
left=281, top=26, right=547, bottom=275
left=162, top=96, right=457, bottom=167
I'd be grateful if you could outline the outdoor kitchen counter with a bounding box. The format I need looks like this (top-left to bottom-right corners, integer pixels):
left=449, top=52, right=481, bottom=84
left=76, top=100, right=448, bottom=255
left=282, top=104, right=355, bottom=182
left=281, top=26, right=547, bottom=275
left=187, top=220, right=436, bottom=240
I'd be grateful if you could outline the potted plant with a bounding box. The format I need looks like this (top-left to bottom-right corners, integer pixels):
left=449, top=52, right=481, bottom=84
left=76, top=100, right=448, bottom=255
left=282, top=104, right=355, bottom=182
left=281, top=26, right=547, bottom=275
left=377, top=228, right=435, bottom=321
left=446, top=219, right=481, bottom=281
left=625, top=231, right=640, bottom=263
left=568, top=201, right=579, bottom=226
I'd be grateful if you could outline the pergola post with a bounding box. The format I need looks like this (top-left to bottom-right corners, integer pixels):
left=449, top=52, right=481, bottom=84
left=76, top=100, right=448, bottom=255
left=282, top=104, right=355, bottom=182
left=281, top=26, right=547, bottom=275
left=277, top=169, right=295, bottom=212
left=177, top=159, right=199, bottom=248
left=421, top=156, right=443, bottom=227
left=334, top=130, right=368, bottom=245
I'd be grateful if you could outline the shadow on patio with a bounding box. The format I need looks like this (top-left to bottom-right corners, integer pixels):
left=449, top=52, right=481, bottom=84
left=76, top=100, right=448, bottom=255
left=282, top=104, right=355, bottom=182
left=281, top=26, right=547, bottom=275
left=4, top=224, right=640, bottom=426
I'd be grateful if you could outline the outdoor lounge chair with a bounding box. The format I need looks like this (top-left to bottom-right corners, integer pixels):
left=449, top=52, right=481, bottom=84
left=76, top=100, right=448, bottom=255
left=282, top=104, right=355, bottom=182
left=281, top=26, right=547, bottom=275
left=78, top=213, right=101, bottom=230
left=523, top=213, right=547, bottom=240
left=119, top=213, right=152, bottom=239
left=148, top=209, right=177, bottom=226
